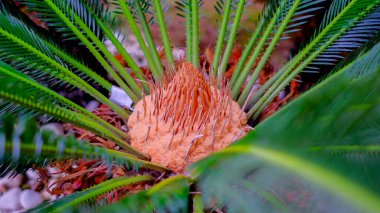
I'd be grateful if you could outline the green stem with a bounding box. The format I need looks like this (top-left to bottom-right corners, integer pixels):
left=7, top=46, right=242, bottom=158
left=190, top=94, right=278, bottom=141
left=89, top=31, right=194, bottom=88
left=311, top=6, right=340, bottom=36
left=245, top=62, right=291, bottom=109
left=73, top=14, right=142, bottom=100
left=186, top=1, right=193, bottom=62
left=218, top=0, right=246, bottom=77
left=88, top=6, right=150, bottom=93
left=135, top=0, right=164, bottom=80
left=193, top=194, right=204, bottom=213
left=212, top=0, right=232, bottom=76
left=231, top=6, right=278, bottom=100
left=191, top=0, right=199, bottom=67
left=229, top=19, right=264, bottom=88
left=152, top=0, right=175, bottom=70
left=118, top=0, right=162, bottom=81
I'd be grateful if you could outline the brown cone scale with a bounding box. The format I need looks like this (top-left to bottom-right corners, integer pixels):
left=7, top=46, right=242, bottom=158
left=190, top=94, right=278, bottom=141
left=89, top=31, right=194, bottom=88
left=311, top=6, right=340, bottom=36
left=128, top=63, right=248, bottom=172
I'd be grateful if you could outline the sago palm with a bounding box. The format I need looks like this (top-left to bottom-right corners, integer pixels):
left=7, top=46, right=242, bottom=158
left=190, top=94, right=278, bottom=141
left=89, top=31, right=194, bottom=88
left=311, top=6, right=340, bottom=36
left=0, top=0, right=380, bottom=212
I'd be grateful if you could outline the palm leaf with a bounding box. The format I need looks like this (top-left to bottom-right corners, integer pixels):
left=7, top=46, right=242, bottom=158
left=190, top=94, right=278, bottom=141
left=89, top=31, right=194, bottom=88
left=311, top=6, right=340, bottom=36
left=30, top=175, right=151, bottom=212
left=104, top=176, right=190, bottom=213
left=231, top=0, right=325, bottom=96
left=0, top=61, right=127, bottom=141
left=0, top=13, right=128, bottom=119
left=0, top=68, right=149, bottom=159
left=191, top=43, right=380, bottom=212
left=21, top=0, right=142, bottom=101
left=0, top=115, right=167, bottom=178
left=248, top=0, right=380, bottom=119
left=83, top=0, right=150, bottom=92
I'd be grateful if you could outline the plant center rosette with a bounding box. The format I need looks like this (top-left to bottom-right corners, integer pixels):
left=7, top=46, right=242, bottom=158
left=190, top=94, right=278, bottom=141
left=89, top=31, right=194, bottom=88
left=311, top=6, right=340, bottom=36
left=128, top=62, right=249, bottom=172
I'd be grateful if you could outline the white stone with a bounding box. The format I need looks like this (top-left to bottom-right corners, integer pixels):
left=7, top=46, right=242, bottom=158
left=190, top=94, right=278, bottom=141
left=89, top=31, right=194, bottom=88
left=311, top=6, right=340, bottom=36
left=20, top=189, right=43, bottom=209
left=26, top=169, right=39, bottom=189
left=110, top=86, right=134, bottom=110
left=0, top=187, right=22, bottom=210
left=40, top=123, right=64, bottom=136
left=172, top=48, right=186, bottom=60
left=26, top=170, right=39, bottom=181
left=0, top=173, right=23, bottom=188
left=85, top=100, right=100, bottom=112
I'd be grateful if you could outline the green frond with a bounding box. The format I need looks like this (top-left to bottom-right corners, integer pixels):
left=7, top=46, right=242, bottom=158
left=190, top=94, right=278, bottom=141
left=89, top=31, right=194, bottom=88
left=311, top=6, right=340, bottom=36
left=0, top=116, right=167, bottom=178
left=231, top=0, right=325, bottom=98
left=21, top=0, right=142, bottom=101
left=30, top=175, right=151, bottom=212
left=321, top=33, right=380, bottom=81
left=104, top=176, right=190, bottom=213
left=0, top=100, right=44, bottom=123
left=1, top=6, right=111, bottom=91
left=0, top=13, right=128, bottom=119
left=248, top=0, right=380, bottom=119
left=83, top=0, right=150, bottom=92
left=191, top=43, right=380, bottom=212
left=0, top=70, right=149, bottom=159
left=21, top=0, right=114, bottom=41
left=0, top=61, right=128, bottom=141
left=234, top=0, right=326, bottom=101
left=303, top=7, right=380, bottom=73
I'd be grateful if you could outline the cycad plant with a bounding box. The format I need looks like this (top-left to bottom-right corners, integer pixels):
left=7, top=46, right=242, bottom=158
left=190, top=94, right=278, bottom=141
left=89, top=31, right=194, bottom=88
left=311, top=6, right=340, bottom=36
left=0, top=0, right=380, bottom=212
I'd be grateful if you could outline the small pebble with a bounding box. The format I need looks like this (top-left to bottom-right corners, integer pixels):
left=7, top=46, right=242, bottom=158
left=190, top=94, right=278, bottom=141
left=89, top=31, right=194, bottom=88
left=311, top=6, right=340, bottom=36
left=20, top=189, right=43, bottom=209
left=41, top=123, right=64, bottom=136
left=85, top=100, right=100, bottom=112
left=26, top=169, right=39, bottom=189
left=26, top=170, right=39, bottom=181
left=0, top=173, right=23, bottom=188
left=0, top=187, right=22, bottom=210
left=172, top=48, right=186, bottom=60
